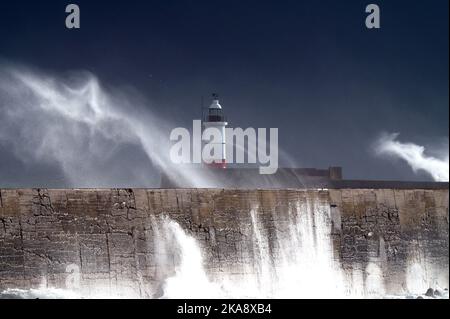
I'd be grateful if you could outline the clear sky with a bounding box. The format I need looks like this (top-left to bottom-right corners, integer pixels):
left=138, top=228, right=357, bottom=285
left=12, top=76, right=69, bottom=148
left=0, top=0, right=448, bottom=186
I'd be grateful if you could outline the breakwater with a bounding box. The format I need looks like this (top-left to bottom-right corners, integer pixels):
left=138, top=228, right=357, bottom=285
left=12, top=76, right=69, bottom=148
left=0, top=187, right=448, bottom=298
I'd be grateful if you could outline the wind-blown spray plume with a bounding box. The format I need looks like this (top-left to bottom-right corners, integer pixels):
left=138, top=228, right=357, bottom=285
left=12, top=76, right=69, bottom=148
left=0, top=64, right=210, bottom=187
left=374, top=133, right=449, bottom=182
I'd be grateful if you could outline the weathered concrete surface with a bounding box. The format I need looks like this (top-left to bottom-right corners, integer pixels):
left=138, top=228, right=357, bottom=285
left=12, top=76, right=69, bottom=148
left=329, top=188, right=449, bottom=294
left=0, top=188, right=448, bottom=297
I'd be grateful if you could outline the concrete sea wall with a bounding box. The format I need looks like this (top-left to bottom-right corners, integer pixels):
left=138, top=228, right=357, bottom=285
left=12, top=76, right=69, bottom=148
left=0, top=188, right=448, bottom=297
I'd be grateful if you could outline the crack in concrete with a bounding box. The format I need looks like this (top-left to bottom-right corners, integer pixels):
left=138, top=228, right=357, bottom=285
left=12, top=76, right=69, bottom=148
left=17, top=218, right=26, bottom=280
left=23, top=249, right=65, bottom=265
left=0, top=218, right=6, bottom=235
left=36, top=189, right=56, bottom=215
left=105, top=233, right=111, bottom=273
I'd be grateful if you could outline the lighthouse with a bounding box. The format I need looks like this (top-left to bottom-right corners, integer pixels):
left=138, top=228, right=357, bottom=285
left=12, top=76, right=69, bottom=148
left=202, top=93, right=228, bottom=168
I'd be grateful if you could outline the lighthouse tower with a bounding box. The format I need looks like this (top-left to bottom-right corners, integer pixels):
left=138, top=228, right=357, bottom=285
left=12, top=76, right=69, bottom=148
left=202, top=93, right=228, bottom=169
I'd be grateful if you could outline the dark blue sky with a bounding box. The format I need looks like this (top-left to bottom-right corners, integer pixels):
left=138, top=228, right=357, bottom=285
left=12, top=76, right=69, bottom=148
left=0, top=0, right=448, bottom=184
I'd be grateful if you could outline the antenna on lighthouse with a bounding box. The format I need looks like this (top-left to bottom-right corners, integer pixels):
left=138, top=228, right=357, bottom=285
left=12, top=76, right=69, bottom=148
left=201, top=95, right=205, bottom=122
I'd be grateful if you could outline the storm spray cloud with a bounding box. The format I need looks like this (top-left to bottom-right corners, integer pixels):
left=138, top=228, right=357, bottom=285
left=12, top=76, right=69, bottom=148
left=374, top=133, right=449, bottom=182
left=0, top=64, right=209, bottom=187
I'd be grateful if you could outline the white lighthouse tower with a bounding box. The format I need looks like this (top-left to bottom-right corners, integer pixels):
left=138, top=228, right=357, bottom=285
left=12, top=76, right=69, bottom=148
left=202, top=93, right=228, bottom=168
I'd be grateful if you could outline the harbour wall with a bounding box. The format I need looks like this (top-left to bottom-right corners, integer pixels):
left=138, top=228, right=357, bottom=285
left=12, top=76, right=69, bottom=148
left=0, top=187, right=448, bottom=297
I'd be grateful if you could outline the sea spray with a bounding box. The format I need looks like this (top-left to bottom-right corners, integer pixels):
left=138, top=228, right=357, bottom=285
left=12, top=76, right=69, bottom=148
left=250, top=210, right=273, bottom=297
left=270, top=196, right=348, bottom=298
left=151, top=216, right=225, bottom=298
left=151, top=196, right=360, bottom=299
left=374, top=133, right=449, bottom=182
left=0, top=64, right=214, bottom=187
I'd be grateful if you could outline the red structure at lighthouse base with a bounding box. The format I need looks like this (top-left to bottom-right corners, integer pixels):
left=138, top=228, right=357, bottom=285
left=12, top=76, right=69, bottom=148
left=205, top=160, right=227, bottom=169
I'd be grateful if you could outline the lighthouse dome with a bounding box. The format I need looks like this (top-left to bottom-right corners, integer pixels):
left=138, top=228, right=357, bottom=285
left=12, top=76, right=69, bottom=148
left=209, top=98, right=222, bottom=109
left=204, top=94, right=226, bottom=122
